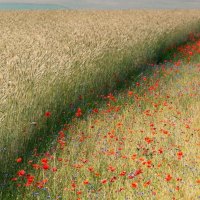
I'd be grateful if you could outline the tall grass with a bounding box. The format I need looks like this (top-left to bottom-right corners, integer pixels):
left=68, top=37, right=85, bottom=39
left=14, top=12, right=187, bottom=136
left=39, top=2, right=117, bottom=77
left=0, top=10, right=200, bottom=187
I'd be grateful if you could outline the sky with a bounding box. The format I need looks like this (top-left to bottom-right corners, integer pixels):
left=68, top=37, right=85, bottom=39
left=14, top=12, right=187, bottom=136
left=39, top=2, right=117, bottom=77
left=0, top=0, right=200, bottom=9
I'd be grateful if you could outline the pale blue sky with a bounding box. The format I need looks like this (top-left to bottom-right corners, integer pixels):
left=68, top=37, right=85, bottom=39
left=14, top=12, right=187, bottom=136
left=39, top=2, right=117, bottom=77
left=0, top=0, right=200, bottom=9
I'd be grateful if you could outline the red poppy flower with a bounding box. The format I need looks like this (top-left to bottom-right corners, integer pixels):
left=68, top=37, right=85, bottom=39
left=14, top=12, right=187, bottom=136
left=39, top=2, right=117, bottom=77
left=25, top=175, right=35, bottom=186
left=185, top=124, right=190, bottom=129
left=119, top=171, right=126, bottom=176
left=177, top=151, right=183, bottom=160
left=42, top=164, right=49, bottom=170
left=136, top=82, right=140, bottom=86
left=145, top=137, right=153, bottom=144
left=175, top=186, right=180, bottom=191
left=57, top=158, right=63, bottom=162
left=45, top=111, right=51, bottom=117
left=71, top=182, right=76, bottom=189
left=88, top=166, right=94, bottom=172
left=16, top=157, right=22, bottom=163
left=17, top=170, right=25, bottom=177
left=92, top=108, right=99, bottom=113
left=189, top=51, right=193, bottom=56
left=144, top=180, right=151, bottom=187
left=107, top=93, right=116, bottom=102
left=101, top=179, right=107, bottom=184
left=158, top=148, right=163, bottom=154
left=52, top=167, right=57, bottom=172
left=165, top=174, right=172, bottom=182
left=131, top=154, right=137, bottom=160
left=76, top=108, right=82, bottom=117
left=41, top=158, right=48, bottom=164
left=108, top=166, right=116, bottom=172
left=83, top=180, right=89, bottom=185
left=143, top=77, right=147, bottom=81
left=110, top=176, right=117, bottom=182
left=32, top=164, right=40, bottom=170
left=11, top=177, right=17, bottom=181
left=42, top=179, right=48, bottom=184
left=77, top=191, right=82, bottom=195
left=128, top=91, right=134, bottom=97
left=134, top=169, right=143, bottom=176
left=131, top=182, right=138, bottom=188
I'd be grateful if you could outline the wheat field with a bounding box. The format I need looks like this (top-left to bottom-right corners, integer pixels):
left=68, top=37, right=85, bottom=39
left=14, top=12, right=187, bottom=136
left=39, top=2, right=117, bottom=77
left=0, top=10, right=200, bottom=199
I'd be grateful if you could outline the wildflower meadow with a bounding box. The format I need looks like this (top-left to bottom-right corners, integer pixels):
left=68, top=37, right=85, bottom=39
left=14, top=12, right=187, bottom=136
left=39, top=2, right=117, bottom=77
left=0, top=10, right=200, bottom=200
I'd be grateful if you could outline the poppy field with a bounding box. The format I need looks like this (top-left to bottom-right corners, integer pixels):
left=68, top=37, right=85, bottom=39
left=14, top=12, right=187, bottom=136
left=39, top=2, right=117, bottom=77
left=0, top=10, right=200, bottom=199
